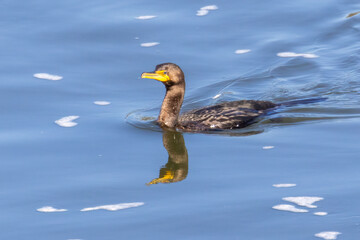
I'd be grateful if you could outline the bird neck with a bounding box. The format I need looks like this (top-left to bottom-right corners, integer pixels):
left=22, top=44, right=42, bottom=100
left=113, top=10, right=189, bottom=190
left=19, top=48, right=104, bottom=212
left=158, top=84, right=184, bottom=128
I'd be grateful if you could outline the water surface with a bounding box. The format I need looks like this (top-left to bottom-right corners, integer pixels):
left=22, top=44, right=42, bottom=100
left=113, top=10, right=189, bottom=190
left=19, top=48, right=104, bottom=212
left=1, top=0, right=360, bottom=239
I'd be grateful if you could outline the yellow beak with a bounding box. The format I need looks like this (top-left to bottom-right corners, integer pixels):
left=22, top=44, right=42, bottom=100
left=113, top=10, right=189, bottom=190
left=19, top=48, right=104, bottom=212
left=141, top=70, right=170, bottom=82
left=146, top=170, right=175, bottom=185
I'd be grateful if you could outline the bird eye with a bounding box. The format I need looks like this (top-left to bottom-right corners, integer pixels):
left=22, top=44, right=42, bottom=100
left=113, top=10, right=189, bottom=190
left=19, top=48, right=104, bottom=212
left=164, top=71, right=168, bottom=75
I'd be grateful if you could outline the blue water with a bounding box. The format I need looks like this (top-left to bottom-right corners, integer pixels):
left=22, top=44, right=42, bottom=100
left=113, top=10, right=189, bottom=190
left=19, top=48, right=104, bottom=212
left=1, top=0, right=360, bottom=239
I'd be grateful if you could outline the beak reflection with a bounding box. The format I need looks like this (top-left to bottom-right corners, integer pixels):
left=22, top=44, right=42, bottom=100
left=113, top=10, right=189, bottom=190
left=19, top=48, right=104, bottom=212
left=147, top=130, right=188, bottom=185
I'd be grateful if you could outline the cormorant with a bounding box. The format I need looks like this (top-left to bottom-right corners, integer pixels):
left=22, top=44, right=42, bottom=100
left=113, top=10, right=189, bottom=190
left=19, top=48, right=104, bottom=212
left=141, top=63, right=318, bottom=132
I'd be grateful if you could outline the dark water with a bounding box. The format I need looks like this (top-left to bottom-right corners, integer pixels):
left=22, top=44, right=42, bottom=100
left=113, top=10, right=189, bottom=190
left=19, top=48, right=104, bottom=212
left=1, top=0, right=360, bottom=239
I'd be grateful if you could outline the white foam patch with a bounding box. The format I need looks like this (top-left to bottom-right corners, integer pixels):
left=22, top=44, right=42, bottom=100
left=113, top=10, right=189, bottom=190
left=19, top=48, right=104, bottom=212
left=197, top=5, right=218, bottom=16
left=212, top=93, right=221, bottom=99
left=283, top=196, right=324, bottom=208
left=94, top=101, right=111, bottom=106
left=135, top=15, right=156, bottom=20
left=55, top=116, right=79, bottom=127
left=273, top=183, right=296, bottom=188
left=37, top=206, right=67, bottom=212
left=80, top=202, right=144, bottom=212
left=301, top=53, right=319, bottom=58
left=314, top=212, right=328, bottom=216
left=315, top=231, right=341, bottom=240
left=263, top=146, right=274, bottom=149
left=272, top=204, right=308, bottom=213
left=140, top=42, right=159, bottom=47
left=277, top=52, right=300, bottom=58
left=277, top=52, right=319, bottom=58
left=197, top=9, right=209, bottom=16
left=235, top=49, right=251, bottom=54
left=33, top=73, right=63, bottom=81
left=201, top=5, right=218, bottom=10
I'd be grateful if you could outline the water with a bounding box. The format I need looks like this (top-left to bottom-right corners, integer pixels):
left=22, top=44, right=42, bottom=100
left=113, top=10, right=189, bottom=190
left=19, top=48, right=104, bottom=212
left=1, top=0, right=360, bottom=239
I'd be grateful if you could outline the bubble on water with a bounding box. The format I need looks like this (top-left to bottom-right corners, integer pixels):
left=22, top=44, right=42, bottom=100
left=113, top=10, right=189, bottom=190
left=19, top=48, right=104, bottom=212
left=272, top=204, right=308, bottom=213
left=301, top=53, right=319, bottom=58
left=80, top=202, right=144, bottom=212
left=201, top=5, right=218, bottom=10
left=212, top=93, right=221, bottom=99
left=37, top=206, right=67, bottom=212
left=315, top=231, right=341, bottom=240
left=277, top=52, right=319, bottom=58
left=34, top=73, right=63, bottom=81
left=273, top=183, right=296, bottom=188
left=55, top=116, right=79, bottom=127
left=94, top=101, right=111, bottom=106
left=135, top=15, right=157, bottom=20
left=314, top=212, right=328, bottom=216
left=235, top=49, right=251, bottom=54
left=197, top=5, right=218, bottom=16
left=141, top=42, right=160, bottom=47
left=283, top=196, right=323, bottom=208
left=263, top=146, right=274, bottom=149
left=197, top=9, right=209, bottom=16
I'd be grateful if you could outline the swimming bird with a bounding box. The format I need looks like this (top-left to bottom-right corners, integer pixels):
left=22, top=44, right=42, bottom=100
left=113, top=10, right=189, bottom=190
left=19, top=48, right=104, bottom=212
left=141, top=63, right=320, bottom=132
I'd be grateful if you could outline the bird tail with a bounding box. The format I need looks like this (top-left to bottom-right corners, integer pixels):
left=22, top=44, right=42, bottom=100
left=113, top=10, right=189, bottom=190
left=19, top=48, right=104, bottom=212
left=279, top=97, right=327, bottom=107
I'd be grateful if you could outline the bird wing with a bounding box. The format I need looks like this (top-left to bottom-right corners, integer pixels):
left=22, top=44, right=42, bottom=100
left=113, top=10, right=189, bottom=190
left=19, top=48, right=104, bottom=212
left=178, top=104, right=265, bottom=131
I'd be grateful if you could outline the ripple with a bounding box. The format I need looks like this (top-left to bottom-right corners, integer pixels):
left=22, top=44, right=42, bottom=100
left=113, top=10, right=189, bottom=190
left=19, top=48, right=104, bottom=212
left=126, top=107, right=264, bottom=136
left=126, top=108, right=160, bottom=132
left=127, top=71, right=354, bottom=134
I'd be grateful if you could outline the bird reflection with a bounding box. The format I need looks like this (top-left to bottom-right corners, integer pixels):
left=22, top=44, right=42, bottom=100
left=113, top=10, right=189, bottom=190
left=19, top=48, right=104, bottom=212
left=147, top=130, right=188, bottom=185
left=146, top=128, right=265, bottom=185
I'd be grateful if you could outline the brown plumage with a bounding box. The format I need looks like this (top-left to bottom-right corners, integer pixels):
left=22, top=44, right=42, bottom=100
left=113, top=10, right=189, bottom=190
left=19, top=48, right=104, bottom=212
left=141, top=63, right=278, bottom=132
